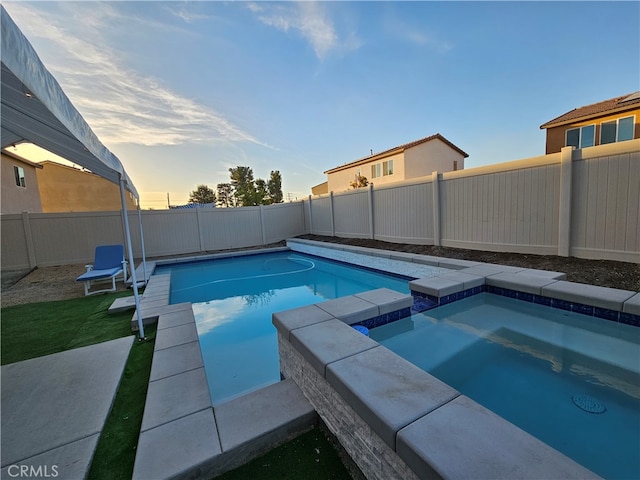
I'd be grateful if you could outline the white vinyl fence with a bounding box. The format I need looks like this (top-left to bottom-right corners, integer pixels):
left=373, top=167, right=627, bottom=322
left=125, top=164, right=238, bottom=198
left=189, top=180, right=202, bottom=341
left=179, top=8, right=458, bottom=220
left=2, top=202, right=306, bottom=269
left=303, top=140, right=639, bottom=263
left=2, top=140, right=638, bottom=270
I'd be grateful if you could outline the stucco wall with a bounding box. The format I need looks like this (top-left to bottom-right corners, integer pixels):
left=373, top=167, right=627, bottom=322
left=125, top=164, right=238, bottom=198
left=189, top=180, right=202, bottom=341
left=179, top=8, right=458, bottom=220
left=326, top=151, right=408, bottom=192
left=311, top=182, right=328, bottom=195
left=1, top=153, right=42, bottom=214
left=327, top=152, right=404, bottom=193
left=404, top=138, right=465, bottom=179
left=36, top=162, right=136, bottom=212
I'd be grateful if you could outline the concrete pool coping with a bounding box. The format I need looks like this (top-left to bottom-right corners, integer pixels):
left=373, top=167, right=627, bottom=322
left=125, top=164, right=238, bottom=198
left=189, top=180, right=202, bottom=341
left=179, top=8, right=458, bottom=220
left=131, top=302, right=318, bottom=479
left=124, top=239, right=638, bottom=479
left=275, top=321, right=601, bottom=480
left=288, top=238, right=639, bottom=321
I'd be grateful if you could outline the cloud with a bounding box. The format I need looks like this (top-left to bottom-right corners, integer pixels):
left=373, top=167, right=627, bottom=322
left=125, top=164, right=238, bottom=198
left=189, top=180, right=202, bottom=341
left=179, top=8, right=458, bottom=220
left=3, top=2, right=266, bottom=148
left=167, top=4, right=215, bottom=24
left=403, top=30, right=453, bottom=54
left=382, top=9, right=453, bottom=54
left=248, top=1, right=355, bottom=60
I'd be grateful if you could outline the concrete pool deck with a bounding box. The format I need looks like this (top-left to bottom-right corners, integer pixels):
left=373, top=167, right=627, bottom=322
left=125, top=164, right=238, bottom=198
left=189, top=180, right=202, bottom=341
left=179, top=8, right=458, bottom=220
left=0, top=336, right=134, bottom=479
left=131, top=302, right=318, bottom=479
left=122, top=239, right=638, bottom=479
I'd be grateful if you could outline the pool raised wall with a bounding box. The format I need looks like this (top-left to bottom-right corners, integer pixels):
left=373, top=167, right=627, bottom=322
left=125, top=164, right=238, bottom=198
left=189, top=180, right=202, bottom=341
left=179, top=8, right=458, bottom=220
left=273, top=297, right=600, bottom=479
left=280, top=239, right=640, bottom=479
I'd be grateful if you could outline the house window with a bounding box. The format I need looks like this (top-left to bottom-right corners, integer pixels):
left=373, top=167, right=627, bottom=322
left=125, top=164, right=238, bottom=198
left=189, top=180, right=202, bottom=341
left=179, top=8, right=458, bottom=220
left=566, top=124, right=595, bottom=149
left=14, top=166, right=26, bottom=187
left=601, top=116, right=634, bottom=144
left=453, top=160, right=458, bottom=171
left=383, top=160, right=394, bottom=176
left=371, top=163, right=381, bottom=179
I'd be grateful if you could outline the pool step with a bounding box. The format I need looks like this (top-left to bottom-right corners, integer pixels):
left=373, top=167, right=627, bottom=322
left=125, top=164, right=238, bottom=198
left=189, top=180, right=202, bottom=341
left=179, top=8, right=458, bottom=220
left=127, top=273, right=172, bottom=331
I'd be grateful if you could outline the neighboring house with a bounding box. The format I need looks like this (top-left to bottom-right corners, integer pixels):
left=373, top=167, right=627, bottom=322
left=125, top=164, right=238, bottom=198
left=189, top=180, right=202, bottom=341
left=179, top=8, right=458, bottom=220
left=36, top=160, right=136, bottom=212
left=311, top=182, right=329, bottom=196
left=323, top=133, right=468, bottom=193
left=1, top=151, right=43, bottom=214
left=540, top=92, right=640, bottom=154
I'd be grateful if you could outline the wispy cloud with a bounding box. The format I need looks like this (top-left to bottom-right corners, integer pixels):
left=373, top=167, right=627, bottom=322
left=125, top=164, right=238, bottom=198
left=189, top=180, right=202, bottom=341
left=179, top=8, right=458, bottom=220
left=401, top=29, right=453, bottom=54
left=382, top=11, right=453, bottom=54
left=3, top=2, right=265, bottom=148
left=247, top=1, right=358, bottom=60
left=166, top=3, right=215, bottom=24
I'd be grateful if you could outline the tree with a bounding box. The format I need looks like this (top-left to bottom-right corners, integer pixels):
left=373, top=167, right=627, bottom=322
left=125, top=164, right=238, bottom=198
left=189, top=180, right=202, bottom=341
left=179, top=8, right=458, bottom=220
left=229, top=166, right=259, bottom=206
left=255, top=178, right=269, bottom=205
left=189, top=184, right=216, bottom=204
left=350, top=174, right=369, bottom=189
left=227, top=166, right=285, bottom=206
left=216, top=183, right=235, bottom=207
left=267, top=170, right=283, bottom=204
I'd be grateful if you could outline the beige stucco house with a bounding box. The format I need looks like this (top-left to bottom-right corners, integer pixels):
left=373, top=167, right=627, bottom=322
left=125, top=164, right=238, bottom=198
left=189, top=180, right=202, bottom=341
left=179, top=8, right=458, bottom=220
left=323, top=134, right=468, bottom=193
left=1, top=151, right=43, bottom=214
left=311, top=181, right=329, bottom=196
left=2, top=150, right=136, bottom=214
left=36, top=160, right=136, bottom=212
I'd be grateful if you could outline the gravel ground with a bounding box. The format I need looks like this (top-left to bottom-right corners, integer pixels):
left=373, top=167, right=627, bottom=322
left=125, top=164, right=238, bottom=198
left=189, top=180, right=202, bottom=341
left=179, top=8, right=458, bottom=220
left=0, top=242, right=286, bottom=308
left=2, top=236, right=638, bottom=308
left=298, top=235, right=640, bottom=292
left=1, top=264, right=130, bottom=308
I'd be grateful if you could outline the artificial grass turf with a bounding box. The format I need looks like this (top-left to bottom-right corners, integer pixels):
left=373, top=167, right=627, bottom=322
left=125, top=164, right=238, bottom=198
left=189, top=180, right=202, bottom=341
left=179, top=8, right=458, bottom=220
left=1, top=294, right=355, bottom=480
left=0, top=292, right=154, bottom=479
left=88, top=327, right=156, bottom=480
left=217, top=427, right=352, bottom=480
left=0, top=291, right=133, bottom=365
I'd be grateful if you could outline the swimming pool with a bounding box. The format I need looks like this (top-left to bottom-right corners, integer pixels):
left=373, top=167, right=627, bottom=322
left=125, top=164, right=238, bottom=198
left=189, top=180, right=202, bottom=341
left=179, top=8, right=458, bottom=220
left=155, top=251, right=429, bottom=404
left=370, top=293, right=640, bottom=480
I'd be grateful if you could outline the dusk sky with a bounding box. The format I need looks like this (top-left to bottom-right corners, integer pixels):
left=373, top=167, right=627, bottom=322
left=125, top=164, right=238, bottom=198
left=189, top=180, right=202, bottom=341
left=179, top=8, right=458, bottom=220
left=4, top=1, right=639, bottom=209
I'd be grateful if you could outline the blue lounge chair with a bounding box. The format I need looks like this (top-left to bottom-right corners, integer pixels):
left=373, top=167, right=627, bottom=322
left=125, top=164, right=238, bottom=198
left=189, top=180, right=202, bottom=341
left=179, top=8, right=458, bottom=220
left=77, top=245, right=128, bottom=296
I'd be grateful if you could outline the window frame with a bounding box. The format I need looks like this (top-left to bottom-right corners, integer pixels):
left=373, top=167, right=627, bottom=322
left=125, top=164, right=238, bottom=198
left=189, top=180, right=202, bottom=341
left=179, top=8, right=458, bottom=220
left=565, top=124, right=595, bottom=149
left=382, top=159, right=394, bottom=176
left=14, top=165, right=26, bottom=188
left=600, top=115, right=635, bottom=144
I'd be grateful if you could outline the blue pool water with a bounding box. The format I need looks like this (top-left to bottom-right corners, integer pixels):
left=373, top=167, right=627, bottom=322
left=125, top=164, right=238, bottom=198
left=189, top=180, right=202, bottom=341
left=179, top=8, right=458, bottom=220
left=156, top=251, right=415, bottom=404
left=370, top=293, right=640, bottom=480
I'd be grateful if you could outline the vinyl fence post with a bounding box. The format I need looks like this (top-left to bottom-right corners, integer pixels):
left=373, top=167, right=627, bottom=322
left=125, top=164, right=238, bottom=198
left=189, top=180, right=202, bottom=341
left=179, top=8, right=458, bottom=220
left=308, top=195, right=314, bottom=235
left=432, top=171, right=441, bottom=246
left=558, top=146, right=574, bottom=257
left=21, top=211, right=37, bottom=268
left=368, top=183, right=374, bottom=239
left=329, top=191, right=335, bottom=237
left=260, top=204, right=267, bottom=245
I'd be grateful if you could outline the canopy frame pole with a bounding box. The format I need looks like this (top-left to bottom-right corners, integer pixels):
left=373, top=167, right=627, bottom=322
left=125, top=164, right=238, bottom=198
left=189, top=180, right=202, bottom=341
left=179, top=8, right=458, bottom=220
left=137, top=201, right=148, bottom=287
left=120, top=177, right=145, bottom=338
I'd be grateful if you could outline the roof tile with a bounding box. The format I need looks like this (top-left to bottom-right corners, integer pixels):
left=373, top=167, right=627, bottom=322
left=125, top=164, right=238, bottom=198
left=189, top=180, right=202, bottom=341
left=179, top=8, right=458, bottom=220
left=540, top=92, right=640, bottom=129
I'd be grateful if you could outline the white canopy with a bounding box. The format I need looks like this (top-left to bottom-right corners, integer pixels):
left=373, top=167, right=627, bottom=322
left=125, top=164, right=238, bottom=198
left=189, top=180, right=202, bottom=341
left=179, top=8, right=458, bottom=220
left=1, top=6, right=147, bottom=337
left=0, top=5, right=138, bottom=198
